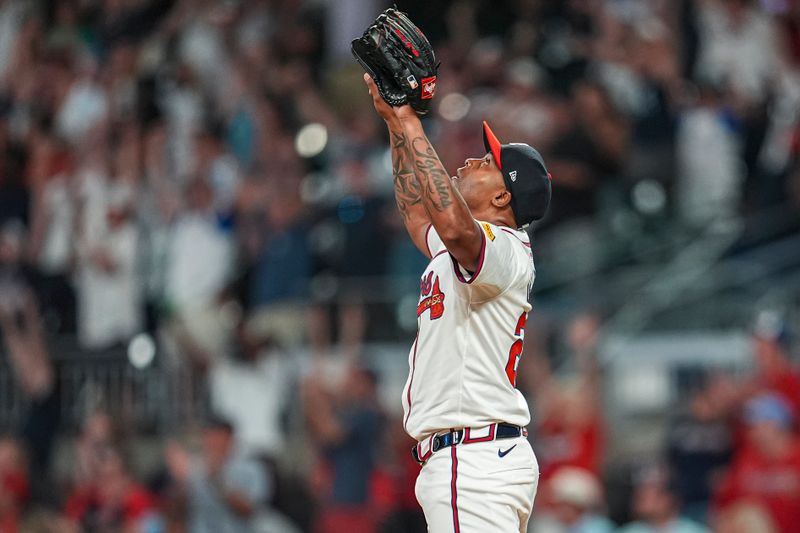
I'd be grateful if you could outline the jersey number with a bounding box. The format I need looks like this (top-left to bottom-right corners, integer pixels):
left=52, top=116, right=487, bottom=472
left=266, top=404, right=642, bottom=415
left=505, top=312, right=527, bottom=386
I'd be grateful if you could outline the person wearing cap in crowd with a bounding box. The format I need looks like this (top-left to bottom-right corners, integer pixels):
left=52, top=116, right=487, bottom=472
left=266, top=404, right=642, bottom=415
left=714, top=393, right=800, bottom=533
left=363, top=76, right=551, bottom=531
left=666, top=372, right=734, bottom=524
left=748, top=311, right=800, bottom=418
left=620, top=465, right=709, bottom=533
left=530, top=467, right=614, bottom=533
left=166, top=414, right=270, bottom=533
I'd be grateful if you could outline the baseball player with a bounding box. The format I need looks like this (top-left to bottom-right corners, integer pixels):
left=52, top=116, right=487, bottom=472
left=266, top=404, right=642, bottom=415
left=364, top=70, right=552, bottom=532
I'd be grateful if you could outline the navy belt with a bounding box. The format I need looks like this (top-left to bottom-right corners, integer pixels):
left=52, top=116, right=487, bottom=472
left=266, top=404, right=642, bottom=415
left=411, top=423, right=527, bottom=465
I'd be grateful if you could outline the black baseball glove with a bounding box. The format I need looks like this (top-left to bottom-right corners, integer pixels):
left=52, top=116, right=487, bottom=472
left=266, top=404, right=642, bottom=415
left=351, top=8, right=439, bottom=115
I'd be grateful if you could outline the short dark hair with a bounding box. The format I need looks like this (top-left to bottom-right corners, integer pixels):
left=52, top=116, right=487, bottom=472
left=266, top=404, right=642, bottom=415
left=204, top=413, right=235, bottom=434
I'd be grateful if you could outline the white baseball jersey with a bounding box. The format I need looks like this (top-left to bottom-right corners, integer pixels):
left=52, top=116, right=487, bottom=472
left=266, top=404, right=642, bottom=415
left=402, top=221, right=535, bottom=441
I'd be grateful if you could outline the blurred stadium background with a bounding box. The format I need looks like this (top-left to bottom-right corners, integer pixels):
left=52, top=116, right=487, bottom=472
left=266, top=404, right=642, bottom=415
left=0, top=0, right=799, bottom=532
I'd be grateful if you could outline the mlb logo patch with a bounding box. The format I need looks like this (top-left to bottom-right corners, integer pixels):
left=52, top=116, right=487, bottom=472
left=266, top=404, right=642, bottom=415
left=509, top=170, right=517, bottom=182
left=421, top=76, right=437, bottom=99
left=407, top=75, right=418, bottom=89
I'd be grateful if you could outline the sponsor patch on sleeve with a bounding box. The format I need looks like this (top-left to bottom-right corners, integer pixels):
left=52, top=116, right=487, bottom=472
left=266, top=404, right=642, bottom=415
left=482, top=222, right=495, bottom=241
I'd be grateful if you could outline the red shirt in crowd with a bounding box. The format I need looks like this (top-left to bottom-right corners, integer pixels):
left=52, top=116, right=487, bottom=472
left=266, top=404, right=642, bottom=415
left=714, top=439, right=800, bottom=533
left=65, top=484, right=155, bottom=530
left=0, top=471, right=29, bottom=533
left=534, top=417, right=604, bottom=480
left=758, top=370, right=800, bottom=420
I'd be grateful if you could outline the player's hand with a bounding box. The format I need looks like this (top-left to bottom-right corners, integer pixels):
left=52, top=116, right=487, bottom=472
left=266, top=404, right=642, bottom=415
left=364, top=74, right=396, bottom=124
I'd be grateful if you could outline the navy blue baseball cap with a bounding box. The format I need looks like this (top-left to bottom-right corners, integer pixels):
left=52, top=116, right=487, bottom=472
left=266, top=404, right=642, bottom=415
left=482, top=121, right=551, bottom=227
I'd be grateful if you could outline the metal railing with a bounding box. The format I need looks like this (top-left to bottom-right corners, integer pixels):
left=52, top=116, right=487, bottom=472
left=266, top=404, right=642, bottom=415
left=0, top=346, right=208, bottom=434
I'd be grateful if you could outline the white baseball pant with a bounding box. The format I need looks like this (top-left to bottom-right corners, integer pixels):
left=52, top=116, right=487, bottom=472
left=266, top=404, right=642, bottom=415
left=415, top=434, right=539, bottom=532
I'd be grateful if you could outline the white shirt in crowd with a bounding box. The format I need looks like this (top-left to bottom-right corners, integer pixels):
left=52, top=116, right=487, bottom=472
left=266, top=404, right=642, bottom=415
left=676, top=106, right=743, bottom=225
left=164, top=212, right=233, bottom=311
left=75, top=171, right=142, bottom=349
left=210, top=351, right=289, bottom=458
left=37, top=174, right=75, bottom=275
left=695, top=3, right=778, bottom=103
left=56, top=78, right=109, bottom=141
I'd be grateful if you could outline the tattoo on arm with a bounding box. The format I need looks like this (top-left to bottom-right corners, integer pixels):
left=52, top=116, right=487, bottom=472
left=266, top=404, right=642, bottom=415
left=411, top=136, right=453, bottom=212
left=391, top=131, right=423, bottom=221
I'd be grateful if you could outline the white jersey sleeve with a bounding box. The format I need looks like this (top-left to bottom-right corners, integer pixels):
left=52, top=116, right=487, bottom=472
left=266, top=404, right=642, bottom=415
left=425, top=221, right=533, bottom=299
left=424, top=224, right=446, bottom=257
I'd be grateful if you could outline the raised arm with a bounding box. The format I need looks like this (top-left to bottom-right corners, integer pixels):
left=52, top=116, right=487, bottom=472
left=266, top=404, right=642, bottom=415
left=364, top=75, right=431, bottom=256
left=395, top=106, right=483, bottom=271
left=390, top=128, right=431, bottom=255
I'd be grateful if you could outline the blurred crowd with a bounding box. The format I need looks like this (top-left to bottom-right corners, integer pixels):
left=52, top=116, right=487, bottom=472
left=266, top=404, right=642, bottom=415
left=0, top=0, right=799, bottom=532
left=520, top=310, right=800, bottom=533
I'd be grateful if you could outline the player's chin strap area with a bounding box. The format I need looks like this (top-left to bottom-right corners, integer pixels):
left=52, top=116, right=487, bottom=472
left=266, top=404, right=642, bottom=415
left=412, top=423, right=528, bottom=465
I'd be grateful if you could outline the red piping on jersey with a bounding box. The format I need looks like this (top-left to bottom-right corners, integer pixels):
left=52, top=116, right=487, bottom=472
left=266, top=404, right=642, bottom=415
left=425, top=224, right=434, bottom=257
left=451, top=445, right=460, bottom=532
left=403, top=333, right=420, bottom=431
left=500, top=228, right=531, bottom=247
left=451, top=226, right=486, bottom=284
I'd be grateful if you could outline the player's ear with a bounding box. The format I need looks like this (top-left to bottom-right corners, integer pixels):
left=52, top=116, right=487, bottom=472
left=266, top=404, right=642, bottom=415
left=491, top=189, right=512, bottom=209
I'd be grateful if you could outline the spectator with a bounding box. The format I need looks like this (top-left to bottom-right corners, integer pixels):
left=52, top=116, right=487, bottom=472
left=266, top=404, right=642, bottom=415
left=26, top=126, right=77, bottom=333
left=694, top=0, right=779, bottom=107
left=305, top=365, right=383, bottom=533
left=714, top=394, right=800, bottom=533
left=372, top=418, right=427, bottom=533
left=747, top=311, right=800, bottom=417
left=71, top=411, right=116, bottom=490
left=74, top=141, right=142, bottom=350
left=331, top=156, right=391, bottom=357
left=0, top=120, right=29, bottom=227
left=166, top=415, right=270, bottom=533
left=158, top=59, right=203, bottom=179
left=163, top=176, right=234, bottom=364
left=209, top=321, right=290, bottom=462
left=55, top=55, right=108, bottom=144
left=193, top=124, right=240, bottom=219
left=529, top=315, right=605, bottom=480
left=531, top=467, right=615, bottom=533
left=139, top=121, right=181, bottom=332
left=544, top=80, right=628, bottom=226
left=0, top=1, right=27, bottom=88
left=667, top=375, right=735, bottom=523
left=675, top=82, right=744, bottom=226
left=619, top=466, right=709, bottom=533
left=0, top=437, right=29, bottom=533
left=247, top=182, right=311, bottom=349
left=64, top=446, right=159, bottom=533
left=0, top=222, right=59, bottom=503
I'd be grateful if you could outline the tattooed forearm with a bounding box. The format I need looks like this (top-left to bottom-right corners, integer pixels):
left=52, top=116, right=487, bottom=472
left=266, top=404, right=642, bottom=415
left=391, top=131, right=423, bottom=221
left=396, top=115, right=481, bottom=268
left=411, top=136, right=453, bottom=212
